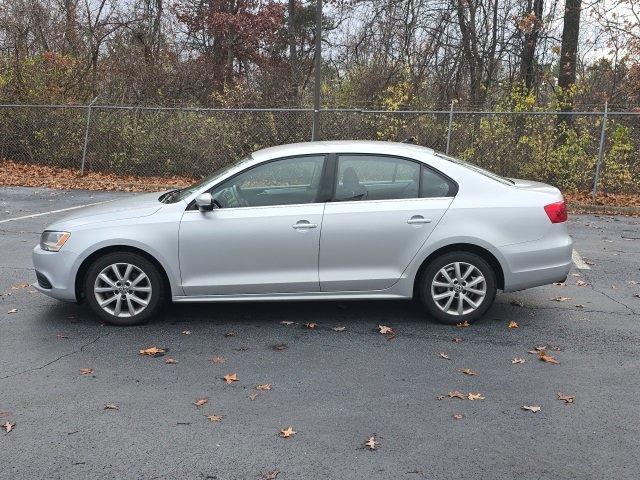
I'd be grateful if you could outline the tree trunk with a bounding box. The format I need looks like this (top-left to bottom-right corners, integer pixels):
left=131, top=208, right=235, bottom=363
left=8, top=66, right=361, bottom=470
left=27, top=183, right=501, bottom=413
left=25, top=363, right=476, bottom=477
left=557, top=0, right=582, bottom=123
left=520, top=0, right=544, bottom=91
left=288, top=0, right=298, bottom=102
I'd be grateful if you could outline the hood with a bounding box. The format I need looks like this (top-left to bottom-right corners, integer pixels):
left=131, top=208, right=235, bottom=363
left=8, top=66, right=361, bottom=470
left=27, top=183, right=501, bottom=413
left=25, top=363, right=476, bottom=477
left=47, top=191, right=166, bottom=229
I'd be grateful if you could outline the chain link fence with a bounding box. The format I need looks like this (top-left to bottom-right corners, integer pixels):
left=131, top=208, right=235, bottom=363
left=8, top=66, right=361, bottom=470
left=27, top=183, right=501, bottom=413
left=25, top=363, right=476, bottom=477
left=1, top=104, right=639, bottom=194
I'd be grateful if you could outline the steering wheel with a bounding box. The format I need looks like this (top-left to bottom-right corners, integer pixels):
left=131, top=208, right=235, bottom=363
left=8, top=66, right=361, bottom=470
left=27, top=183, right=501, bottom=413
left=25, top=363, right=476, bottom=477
left=232, top=184, right=249, bottom=207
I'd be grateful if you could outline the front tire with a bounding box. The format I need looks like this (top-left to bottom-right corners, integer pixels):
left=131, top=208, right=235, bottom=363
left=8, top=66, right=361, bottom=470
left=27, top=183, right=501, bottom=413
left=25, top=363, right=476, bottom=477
left=419, top=251, right=497, bottom=325
left=84, top=252, right=164, bottom=326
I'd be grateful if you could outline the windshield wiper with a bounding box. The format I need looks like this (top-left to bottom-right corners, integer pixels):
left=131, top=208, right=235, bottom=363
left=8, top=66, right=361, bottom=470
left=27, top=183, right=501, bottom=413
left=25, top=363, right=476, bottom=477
left=159, top=189, right=181, bottom=203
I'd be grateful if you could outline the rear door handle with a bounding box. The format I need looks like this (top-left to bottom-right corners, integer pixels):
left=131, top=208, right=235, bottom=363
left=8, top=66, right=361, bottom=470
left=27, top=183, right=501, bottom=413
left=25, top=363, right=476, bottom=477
left=407, top=215, right=432, bottom=225
left=292, top=220, right=318, bottom=229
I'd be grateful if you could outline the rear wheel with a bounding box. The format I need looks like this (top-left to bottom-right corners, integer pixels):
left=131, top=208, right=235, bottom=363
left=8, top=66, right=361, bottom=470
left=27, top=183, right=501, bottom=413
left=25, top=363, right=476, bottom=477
left=84, top=252, right=164, bottom=326
left=419, top=251, right=496, bottom=325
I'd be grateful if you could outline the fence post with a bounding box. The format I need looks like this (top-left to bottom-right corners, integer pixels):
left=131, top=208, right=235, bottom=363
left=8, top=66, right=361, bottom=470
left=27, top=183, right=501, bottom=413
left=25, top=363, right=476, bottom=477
left=80, top=96, right=98, bottom=175
left=445, top=100, right=455, bottom=154
left=591, top=101, right=608, bottom=200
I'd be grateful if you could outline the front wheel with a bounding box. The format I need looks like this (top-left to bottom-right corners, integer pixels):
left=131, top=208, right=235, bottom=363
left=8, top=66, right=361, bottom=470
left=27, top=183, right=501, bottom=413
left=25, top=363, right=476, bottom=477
left=419, top=252, right=497, bottom=325
left=84, top=252, right=164, bottom=326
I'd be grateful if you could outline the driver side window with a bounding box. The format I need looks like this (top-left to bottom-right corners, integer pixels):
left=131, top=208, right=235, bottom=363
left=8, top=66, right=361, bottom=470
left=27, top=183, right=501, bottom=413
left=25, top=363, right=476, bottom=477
left=210, top=155, right=325, bottom=208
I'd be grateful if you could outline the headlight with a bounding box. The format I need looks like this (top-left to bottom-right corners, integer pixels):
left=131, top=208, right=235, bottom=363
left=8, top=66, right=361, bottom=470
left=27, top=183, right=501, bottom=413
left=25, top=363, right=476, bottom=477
left=40, top=231, right=70, bottom=252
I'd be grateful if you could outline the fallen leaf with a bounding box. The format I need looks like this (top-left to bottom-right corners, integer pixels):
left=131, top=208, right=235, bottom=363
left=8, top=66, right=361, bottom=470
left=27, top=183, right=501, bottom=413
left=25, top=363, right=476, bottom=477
left=305, top=322, right=317, bottom=329
left=104, top=403, right=119, bottom=410
left=439, top=352, right=450, bottom=360
left=510, top=300, right=524, bottom=307
left=235, top=346, right=249, bottom=352
left=212, top=356, right=226, bottom=364
left=273, top=344, right=287, bottom=351
left=7, top=308, right=17, bottom=314
left=249, top=392, right=259, bottom=401
left=223, top=373, right=238, bottom=384
left=456, top=321, right=470, bottom=328
left=332, top=326, right=346, bottom=331
left=508, top=321, right=519, bottom=329
left=576, top=280, right=589, bottom=287
left=280, top=321, right=295, bottom=325
left=263, top=469, right=280, bottom=480
left=139, top=346, right=167, bottom=357
left=378, top=325, right=394, bottom=335
left=452, top=337, right=462, bottom=343
left=538, top=350, right=560, bottom=364
left=206, top=414, right=223, bottom=422
left=459, top=368, right=477, bottom=376
left=280, top=426, right=296, bottom=438
left=448, top=391, right=466, bottom=400
left=257, top=383, right=272, bottom=391
left=452, top=414, right=464, bottom=420
left=55, top=334, right=69, bottom=339
left=575, top=304, right=585, bottom=309
left=165, top=357, right=178, bottom=364
left=225, top=330, right=236, bottom=337
left=511, top=357, right=525, bottom=364
left=527, top=346, right=547, bottom=354
left=552, top=296, right=571, bottom=302
left=79, top=368, right=94, bottom=375
left=435, top=395, right=445, bottom=400
left=11, top=283, right=30, bottom=289
left=521, top=405, right=541, bottom=413
left=193, top=398, right=208, bottom=407
left=2, top=421, right=15, bottom=433
left=364, top=436, right=378, bottom=450
left=181, top=330, right=191, bottom=335
left=634, top=294, right=640, bottom=299
left=467, top=392, right=485, bottom=401
left=557, top=393, right=575, bottom=403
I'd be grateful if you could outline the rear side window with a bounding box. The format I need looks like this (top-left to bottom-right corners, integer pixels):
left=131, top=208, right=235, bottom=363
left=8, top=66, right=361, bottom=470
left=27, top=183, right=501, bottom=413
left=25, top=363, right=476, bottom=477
left=334, top=155, right=420, bottom=201
left=420, top=166, right=457, bottom=197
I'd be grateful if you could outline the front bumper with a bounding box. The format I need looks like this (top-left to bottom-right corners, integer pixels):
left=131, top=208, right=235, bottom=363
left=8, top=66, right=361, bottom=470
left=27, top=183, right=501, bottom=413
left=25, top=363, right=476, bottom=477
left=32, top=245, right=80, bottom=302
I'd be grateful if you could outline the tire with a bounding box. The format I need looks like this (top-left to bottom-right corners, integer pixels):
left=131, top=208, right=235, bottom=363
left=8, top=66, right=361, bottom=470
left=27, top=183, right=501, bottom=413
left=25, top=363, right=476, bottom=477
left=419, top=251, right=497, bottom=325
left=84, top=252, right=164, bottom=326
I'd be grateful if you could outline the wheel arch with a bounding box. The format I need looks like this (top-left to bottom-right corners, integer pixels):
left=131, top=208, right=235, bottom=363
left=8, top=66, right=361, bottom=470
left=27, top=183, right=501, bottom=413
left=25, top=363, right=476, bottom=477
left=412, top=243, right=505, bottom=298
left=74, top=245, right=172, bottom=303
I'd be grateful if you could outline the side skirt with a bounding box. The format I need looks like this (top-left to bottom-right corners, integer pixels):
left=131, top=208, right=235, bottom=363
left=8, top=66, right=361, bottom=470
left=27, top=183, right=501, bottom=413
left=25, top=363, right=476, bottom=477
left=172, top=291, right=409, bottom=303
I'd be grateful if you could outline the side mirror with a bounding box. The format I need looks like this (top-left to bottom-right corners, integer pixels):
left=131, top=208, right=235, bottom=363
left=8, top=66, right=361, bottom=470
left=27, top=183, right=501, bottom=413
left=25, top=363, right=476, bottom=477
left=195, top=193, right=218, bottom=212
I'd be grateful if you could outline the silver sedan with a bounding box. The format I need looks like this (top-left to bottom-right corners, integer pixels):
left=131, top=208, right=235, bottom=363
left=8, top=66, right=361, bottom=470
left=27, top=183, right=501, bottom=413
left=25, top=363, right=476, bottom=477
left=33, top=141, right=573, bottom=326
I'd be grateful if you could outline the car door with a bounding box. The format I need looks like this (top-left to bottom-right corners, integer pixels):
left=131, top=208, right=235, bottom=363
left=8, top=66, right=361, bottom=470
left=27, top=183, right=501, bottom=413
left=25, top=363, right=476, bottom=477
left=319, top=154, right=455, bottom=292
left=179, top=155, right=327, bottom=296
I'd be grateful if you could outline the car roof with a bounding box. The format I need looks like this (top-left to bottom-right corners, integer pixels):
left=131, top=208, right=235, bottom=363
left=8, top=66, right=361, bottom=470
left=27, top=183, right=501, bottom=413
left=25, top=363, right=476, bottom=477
left=252, top=140, right=436, bottom=162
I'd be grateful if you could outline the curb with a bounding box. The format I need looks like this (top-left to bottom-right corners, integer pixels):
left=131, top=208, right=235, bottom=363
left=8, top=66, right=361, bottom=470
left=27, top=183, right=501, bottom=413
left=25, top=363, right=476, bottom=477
left=568, top=203, right=640, bottom=216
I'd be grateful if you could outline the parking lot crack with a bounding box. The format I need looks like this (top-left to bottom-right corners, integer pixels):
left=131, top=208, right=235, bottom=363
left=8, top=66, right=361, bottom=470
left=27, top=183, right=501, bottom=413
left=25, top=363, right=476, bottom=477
left=581, top=272, right=639, bottom=316
left=0, top=331, right=111, bottom=380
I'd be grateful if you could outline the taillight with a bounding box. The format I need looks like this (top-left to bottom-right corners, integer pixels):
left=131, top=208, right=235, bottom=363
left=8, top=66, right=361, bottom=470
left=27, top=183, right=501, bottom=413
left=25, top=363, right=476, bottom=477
left=544, top=201, right=567, bottom=223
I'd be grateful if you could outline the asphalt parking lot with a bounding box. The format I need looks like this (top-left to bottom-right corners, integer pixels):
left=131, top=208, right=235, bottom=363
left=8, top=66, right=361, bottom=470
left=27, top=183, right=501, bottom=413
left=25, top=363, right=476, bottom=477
left=1, top=186, right=639, bottom=480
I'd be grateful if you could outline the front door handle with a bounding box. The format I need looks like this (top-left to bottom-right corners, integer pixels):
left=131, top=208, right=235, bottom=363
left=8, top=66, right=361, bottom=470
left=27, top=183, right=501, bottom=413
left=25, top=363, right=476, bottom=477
left=407, top=215, right=432, bottom=225
left=292, top=220, right=318, bottom=229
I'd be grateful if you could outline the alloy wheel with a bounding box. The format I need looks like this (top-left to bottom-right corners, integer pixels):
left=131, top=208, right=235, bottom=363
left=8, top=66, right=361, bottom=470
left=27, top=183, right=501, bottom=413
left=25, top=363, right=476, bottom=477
left=430, top=261, right=486, bottom=316
left=93, top=263, right=152, bottom=318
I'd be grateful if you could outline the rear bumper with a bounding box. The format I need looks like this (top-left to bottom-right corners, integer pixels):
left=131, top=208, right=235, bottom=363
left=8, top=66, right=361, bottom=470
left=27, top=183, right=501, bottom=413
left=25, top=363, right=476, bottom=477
left=32, top=245, right=79, bottom=302
left=501, top=231, right=573, bottom=292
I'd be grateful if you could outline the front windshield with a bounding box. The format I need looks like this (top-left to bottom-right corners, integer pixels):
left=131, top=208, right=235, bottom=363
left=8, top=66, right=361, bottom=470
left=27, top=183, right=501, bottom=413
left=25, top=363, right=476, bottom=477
left=435, top=152, right=514, bottom=185
left=161, top=156, right=252, bottom=203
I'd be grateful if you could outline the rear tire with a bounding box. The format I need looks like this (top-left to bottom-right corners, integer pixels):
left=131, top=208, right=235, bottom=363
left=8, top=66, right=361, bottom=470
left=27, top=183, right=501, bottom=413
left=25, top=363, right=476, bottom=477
left=419, top=251, right=497, bottom=325
left=84, top=252, right=164, bottom=326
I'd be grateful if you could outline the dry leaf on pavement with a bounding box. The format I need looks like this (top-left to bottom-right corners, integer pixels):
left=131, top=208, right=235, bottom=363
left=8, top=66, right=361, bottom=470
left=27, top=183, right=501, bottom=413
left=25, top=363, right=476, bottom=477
left=181, top=330, right=191, bottom=335
left=263, top=469, right=280, bottom=480
left=223, top=373, right=238, bottom=384
left=459, top=368, right=477, bottom=376
left=521, top=405, right=541, bottom=413
left=257, top=383, right=272, bottom=391
left=273, top=344, right=287, bottom=351
left=279, top=426, right=296, bottom=438
left=448, top=391, right=466, bottom=400
left=364, top=436, right=378, bottom=450
left=538, top=350, right=560, bottom=364
left=467, top=392, right=485, bottom=401
left=206, top=414, right=223, bottom=422
left=225, top=330, right=236, bottom=337
left=249, top=392, right=259, bottom=401
left=332, top=326, right=346, bottom=331
left=280, top=321, right=295, bottom=325
left=2, top=421, right=15, bottom=433
left=139, top=346, right=166, bottom=357
left=79, top=368, right=94, bottom=375
left=212, top=356, right=226, bottom=364
left=510, top=300, right=524, bottom=307
left=378, top=325, right=394, bottom=335
left=104, top=403, right=119, bottom=410
left=557, top=393, right=575, bottom=403
left=439, top=352, right=450, bottom=360
left=7, top=308, right=17, bottom=314
left=456, top=320, right=470, bottom=328
left=508, top=321, right=519, bottom=329
left=452, top=337, right=462, bottom=343
left=452, top=414, right=464, bottom=420
left=193, top=398, right=208, bottom=407
left=511, top=357, right=525, bottom=364
left=165, top=357, right=178, bottom=364
left=552, top=296, right=571, bottom=302
left=305, top=322, right=317, bottom=329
